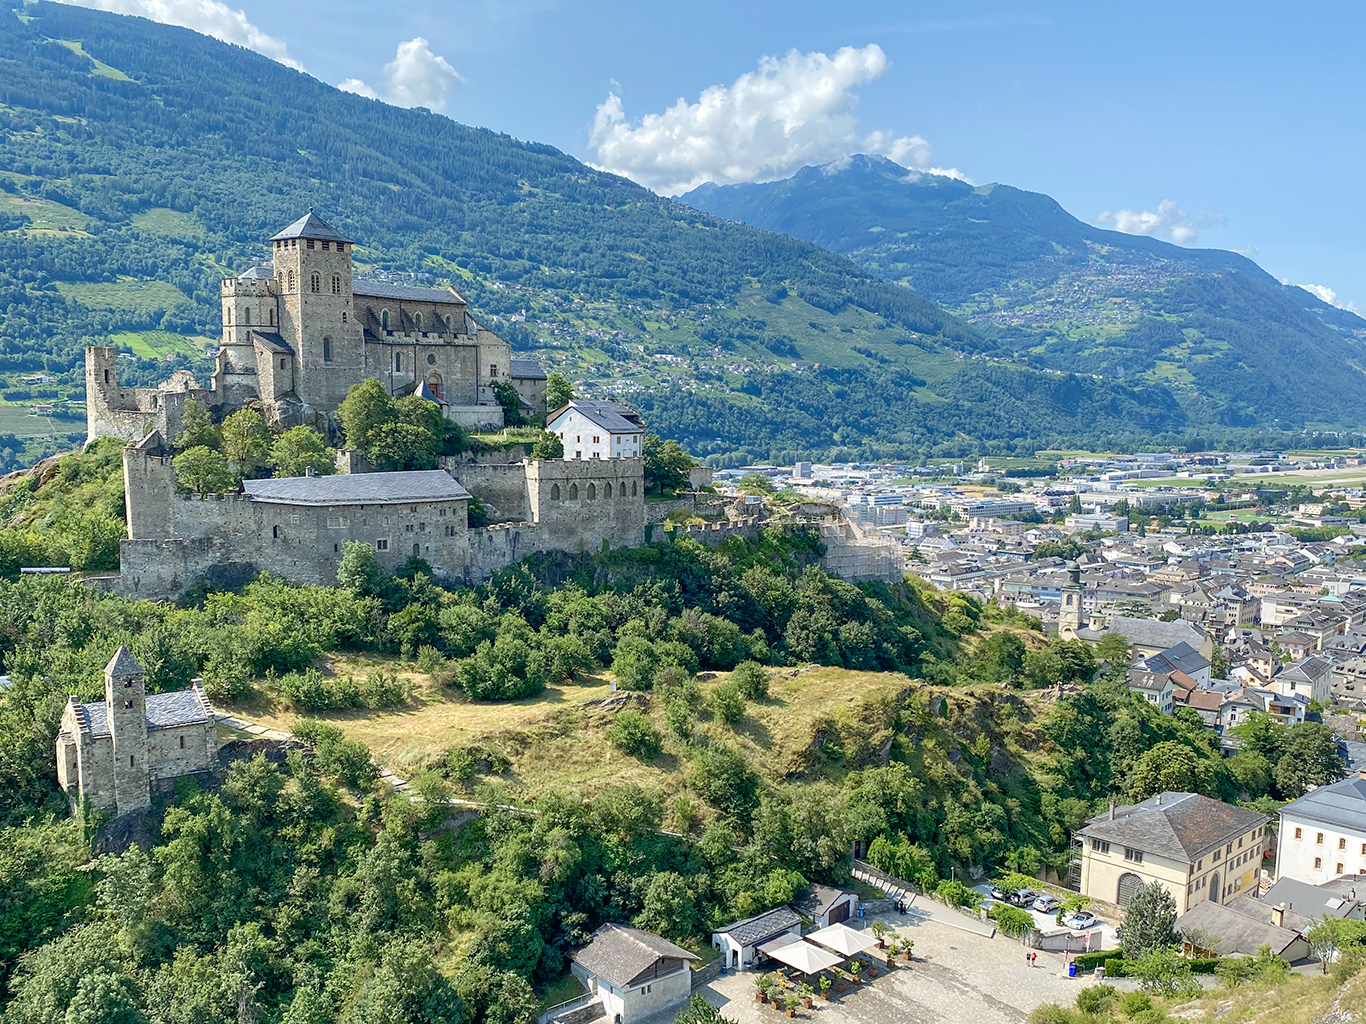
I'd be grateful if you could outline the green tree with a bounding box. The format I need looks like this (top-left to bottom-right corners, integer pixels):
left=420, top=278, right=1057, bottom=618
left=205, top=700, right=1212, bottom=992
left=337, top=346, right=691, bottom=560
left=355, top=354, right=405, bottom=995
left=174, top=398, right=220, bottom=451
left=172, top=445, right=234, bottom=495
left=270, top=426, right=334, bottom=478
left=607, top=710, right=661, bottom=759
left=544, top=372, right=574, bottom=412
left=968, top=631, right=1026, bottom=686
left=611, top=635, right=661, bottom=691
left=529, top=431, right=564, bottom=460
left=337, top=540, right=387, bottom=597
left=731, top=661, right=769, bottom=700
left=1117, top=882, right=1178, bottom=957
left=1274, top=722, right=1347, bottom=798
left=1126, top=741, right=1216, bottom=800
left=1068, top=493, right=1083, bottom=514
left=339, top=378, right=397, bottom=453
left=221, top=409, right=273, bottom=477
left=710, top=681, right=745, bottom=725
left=643, top=434, right=694, bottom=496
left=490, top=381, right=525, bottom=427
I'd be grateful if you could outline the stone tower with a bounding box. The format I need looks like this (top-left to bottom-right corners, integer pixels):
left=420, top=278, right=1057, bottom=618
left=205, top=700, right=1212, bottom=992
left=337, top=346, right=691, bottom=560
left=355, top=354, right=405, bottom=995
left=1058, top=559, right=1087, bottom=640
left=271, top=212, right=364, bottom=410
left=105, top=645, right=151, bottom=815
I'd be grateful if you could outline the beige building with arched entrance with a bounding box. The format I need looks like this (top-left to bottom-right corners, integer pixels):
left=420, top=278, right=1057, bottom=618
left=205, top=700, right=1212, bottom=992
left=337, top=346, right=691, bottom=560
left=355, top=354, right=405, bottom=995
left=1073, top=792, right=1270, bottom=915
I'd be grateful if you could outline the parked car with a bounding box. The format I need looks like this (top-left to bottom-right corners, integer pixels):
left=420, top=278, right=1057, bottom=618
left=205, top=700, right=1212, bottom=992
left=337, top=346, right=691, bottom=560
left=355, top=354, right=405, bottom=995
left=1008, top=889, right=1038, bottom=907
left=989, top=885, right=1012, bottom=902
left=1064, top=911, right=1098, bottom=930
left=1032, top=895, right=1062, bottom=913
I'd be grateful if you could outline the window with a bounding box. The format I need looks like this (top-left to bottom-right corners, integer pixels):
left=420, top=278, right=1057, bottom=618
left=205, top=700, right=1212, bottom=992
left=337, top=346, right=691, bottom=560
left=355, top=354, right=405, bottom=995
left=270, top=308, right=276, bottom=326
left=307, top=239, right=315, bottom=249
left=179, top=736, right=185, bottom=749
left=341, top=311, right=347, bottom=323
left=1341, top=838, right=1348, bottom=850
left=130, top=754, right=135, bottom=767
left=376, top=539, right=389, bottom=551
left=272, top=526, right=279, bottom=539
left=632, top=481, right=638, bottom=496
left=1295, top=828, right=1303, bottom=840
left=337, top=243, right=346, bottom=253
left=381, top=310, right=390, bottom=330
left=593, top=436, right=601, bottom=444
left=428, top=353, right=437, bottom=365
left=395, top=352, right=402, bottom=372
left=332, top=274, right=342, bottom=294
left=322, top=241, right=329, bottom=251
left=1124, top=848, right=1144, bottom=864
left=1316, top=857, right=1323, bottom=869
left=311, top=272, right=321, bottom=293
left=604, top=482, right=613, bottom=497
left=569, top=483, right=579, bottom=499
left=323, top=337, right=332, bottom=363
left=1212, top=850, right=1221, bottom=862
left=587, top=483, right=596, bottom=499
left=280, top=358, right=287, bottom=370
left=1319, top=833, right=1326, bottom=844
left=1226, top=843, right=1233, bottom=855
left=1090, top=839, right=1110, bottom=853
left=291, top=515, right=301, bottom=526
left=415, top=313, right=423, bottom=330
left=1339, top=863, right=1346, bottom=874
left=104, top=369, right=110, bottom=384
left=287, top=270, right=296, bottom=291
left=490, top=364, right=498, bottom=377
left=551, top=484, right=560, bottom=500
left=226, top=307, right=232, bottom=324
left=125, top=700, right=133, bottom=709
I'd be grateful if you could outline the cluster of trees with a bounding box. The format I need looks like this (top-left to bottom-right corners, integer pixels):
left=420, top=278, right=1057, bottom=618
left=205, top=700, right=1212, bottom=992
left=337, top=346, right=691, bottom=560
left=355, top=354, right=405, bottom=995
left=171, top=401, right=335, bottom=494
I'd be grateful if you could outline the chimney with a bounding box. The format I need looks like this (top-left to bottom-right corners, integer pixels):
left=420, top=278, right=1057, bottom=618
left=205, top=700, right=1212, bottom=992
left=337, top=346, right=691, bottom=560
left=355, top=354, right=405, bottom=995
left=305, top=466, right=315, bottom=477
left=1156, top=793, right=1163, bottom=806
left=1270, top=903, right=1286, bottom=928
left=1109, top=800, right=1116, bottom=821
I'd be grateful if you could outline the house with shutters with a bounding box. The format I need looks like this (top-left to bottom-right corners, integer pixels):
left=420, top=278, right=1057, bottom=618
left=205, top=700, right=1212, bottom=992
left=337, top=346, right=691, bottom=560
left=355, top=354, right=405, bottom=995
left=547, top=400, right=645, bottom=461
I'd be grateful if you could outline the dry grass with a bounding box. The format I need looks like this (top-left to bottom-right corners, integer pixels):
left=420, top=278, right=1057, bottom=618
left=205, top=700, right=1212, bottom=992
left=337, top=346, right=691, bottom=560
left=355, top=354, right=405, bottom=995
left=1158, top=967, right=1365, bottom=1024
left=225, top=659, right=917, bottom=802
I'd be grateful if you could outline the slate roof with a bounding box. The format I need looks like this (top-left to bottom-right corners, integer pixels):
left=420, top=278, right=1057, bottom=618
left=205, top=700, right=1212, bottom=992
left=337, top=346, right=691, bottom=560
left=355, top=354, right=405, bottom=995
left=1280, top=774, right=1366, bottom=833
left=243, top=470, right=470, bottom=507
left=1099, top=616, right=1209, bottom=651
left=353, top=280, right=466, bottom=305
left=76, top=686, right=214, bottom=738
left=509, top=358, right=546, bottom=380
left=270, top=212, right=352, bottom=244
left=1126, top=670, right=1171, bottom=694
left=712, top=906, right=803, bottom=946
left=107, top=645, right=143, bottom=679
left=547, top=400, right=644, bottom=434
left=249, top=330, right=294, bottom=355
left=1141, top=641, right=1211, bottom=677
left=1175, top=899, right=1303, bottom=957
left=1281, top=656, right=1332, bottom=684
left=1076, top=792, right=1267, bottom=863
left=1261, top=876, right=1364, bottom=930
left=792, top=884, right=854, bottom=919
left=238, top=266, right=274, bottom=280
left=570, top=924, right=696, bottom=988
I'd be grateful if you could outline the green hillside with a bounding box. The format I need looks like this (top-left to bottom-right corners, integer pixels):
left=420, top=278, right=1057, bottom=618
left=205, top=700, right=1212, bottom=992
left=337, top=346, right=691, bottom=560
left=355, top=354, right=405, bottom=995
left=0, top=2, right=1242, bottom=463
left=683, top=154, right=1366, bottom=431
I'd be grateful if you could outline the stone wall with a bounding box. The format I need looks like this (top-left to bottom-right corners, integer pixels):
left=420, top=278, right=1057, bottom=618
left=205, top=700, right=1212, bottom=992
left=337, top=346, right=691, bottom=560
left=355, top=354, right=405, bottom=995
left=466, top=522, right=539, bottom=583
left=446, top=460, right=531, bottom=522
left=818, top=518, right=903, bottom=585
left=662, top=517, right=763, bottom=546
left=526, top=458, right=645, bottom=554
left=85, top=348, right=212, bottom=445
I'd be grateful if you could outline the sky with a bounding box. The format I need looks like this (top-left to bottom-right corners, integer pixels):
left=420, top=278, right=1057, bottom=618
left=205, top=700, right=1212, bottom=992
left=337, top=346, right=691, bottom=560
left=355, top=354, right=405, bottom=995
left=55, top=0, right=1366, bottom=310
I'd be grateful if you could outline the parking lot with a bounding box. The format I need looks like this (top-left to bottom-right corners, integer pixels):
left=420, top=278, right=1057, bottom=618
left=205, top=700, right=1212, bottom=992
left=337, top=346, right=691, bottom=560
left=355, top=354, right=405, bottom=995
left=969, top=883, right=1121, bottom=951
left=692, top=909, right=1094, bottom=1024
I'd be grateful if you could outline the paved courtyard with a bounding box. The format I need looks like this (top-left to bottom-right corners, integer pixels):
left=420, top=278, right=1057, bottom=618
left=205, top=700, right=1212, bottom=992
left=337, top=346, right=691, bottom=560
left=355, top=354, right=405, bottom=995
left=692, top=911, right=1092, bottom=1024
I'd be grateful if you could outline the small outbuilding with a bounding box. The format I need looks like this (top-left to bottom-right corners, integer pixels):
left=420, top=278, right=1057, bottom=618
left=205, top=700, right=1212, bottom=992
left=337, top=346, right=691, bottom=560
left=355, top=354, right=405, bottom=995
left=711, top=906, right=803, bottom=970
left=569, top=924, right=697, bottom=1024
left=792, top=884, right=859, bottom=927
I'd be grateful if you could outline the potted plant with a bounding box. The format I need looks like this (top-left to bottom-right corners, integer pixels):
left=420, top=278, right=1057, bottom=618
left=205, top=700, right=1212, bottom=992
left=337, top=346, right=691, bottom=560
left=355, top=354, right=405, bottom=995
left=871, top=920, right=889, bottom=948
left=849, top=960, right=862, bottom=983
left=756, top=974, right=771, bottom=1003
left=868, top=961, right=878, bottom=979
left=783, top=992, right=799, bottom=1018
left=902, top=939, right=914, bottom=962
left=884, top=943, right=897, bottom=969
left=819, top=976, right=832, bottom=1001
left=800, top=983, right=814, bottom=1009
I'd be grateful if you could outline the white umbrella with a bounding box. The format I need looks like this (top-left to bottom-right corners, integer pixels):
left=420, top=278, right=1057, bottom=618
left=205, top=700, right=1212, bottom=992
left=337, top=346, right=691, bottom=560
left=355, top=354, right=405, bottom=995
left=765, top=940, right=844, bottom=975
left=805, top=923, right=879, bottom=957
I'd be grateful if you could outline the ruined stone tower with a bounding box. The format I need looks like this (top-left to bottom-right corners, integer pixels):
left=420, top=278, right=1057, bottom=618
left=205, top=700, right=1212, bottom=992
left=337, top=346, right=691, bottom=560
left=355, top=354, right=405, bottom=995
left=105, top=646, right=151, bottom=815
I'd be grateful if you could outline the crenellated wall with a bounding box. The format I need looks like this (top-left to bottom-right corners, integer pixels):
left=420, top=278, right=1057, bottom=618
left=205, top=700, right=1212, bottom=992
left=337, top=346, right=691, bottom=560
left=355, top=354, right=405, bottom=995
left=525, top=458, right=645, bottom=553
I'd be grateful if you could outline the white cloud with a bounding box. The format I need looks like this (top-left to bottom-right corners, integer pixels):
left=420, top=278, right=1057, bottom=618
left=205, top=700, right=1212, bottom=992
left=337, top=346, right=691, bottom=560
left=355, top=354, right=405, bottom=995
left=590, top=44, right=960, bottom=196
left=1095, top=199, right=1226, bottom=245
left=342, top=37, right=464, bottom=113
left=53, top=0, right=301, bottom=70
left=1299, top=283, right=1339, bottom=306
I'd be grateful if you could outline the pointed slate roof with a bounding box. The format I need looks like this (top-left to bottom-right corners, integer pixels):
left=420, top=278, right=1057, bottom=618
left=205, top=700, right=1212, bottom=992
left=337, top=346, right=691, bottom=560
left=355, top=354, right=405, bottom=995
left=269, top=211, right=352, bottom=244
left=106, top=645, right=143, bottom=679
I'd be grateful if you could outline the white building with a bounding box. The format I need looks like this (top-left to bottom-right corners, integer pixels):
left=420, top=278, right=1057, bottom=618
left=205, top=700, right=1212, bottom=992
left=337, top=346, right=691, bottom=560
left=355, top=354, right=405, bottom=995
left=1277, top=772, right=1366, bottom=884
left=569, top=924, right=697, bottom=1023
left=711, top=906, right=803, bottom=971
left=548, top=400, right=645, bottom=460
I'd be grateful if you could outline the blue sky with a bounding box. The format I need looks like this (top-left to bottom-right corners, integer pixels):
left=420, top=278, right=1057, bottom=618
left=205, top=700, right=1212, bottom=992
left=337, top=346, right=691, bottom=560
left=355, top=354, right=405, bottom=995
left=66, top=0, right=1366, bottom=309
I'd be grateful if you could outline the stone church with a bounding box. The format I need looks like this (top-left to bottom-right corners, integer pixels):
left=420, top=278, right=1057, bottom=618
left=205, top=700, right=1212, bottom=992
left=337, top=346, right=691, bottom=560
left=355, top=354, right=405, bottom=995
left=85, top=212, right=545, bottom=443
left=55, top=647, right=217, bottom=816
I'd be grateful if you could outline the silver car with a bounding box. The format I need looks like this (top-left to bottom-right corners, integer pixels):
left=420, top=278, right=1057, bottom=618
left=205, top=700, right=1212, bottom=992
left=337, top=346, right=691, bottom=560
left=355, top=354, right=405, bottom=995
left=1032, top=894, right=1062, bottom=913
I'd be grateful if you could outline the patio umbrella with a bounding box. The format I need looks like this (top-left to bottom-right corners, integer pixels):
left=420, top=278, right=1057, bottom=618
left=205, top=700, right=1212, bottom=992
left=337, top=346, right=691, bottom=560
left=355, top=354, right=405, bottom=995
left=805, top=923, right=879, bottom=957
left=765, top=940, right=843, bottom=976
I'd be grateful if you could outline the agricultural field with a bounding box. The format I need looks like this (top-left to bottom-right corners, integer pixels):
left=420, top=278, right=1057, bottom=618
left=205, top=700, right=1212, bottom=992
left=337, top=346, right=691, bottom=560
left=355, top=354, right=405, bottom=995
left=130, top=207, right=202, bottom=236
left=108, top=329, right=215, bottom=359
left=55, top=278, right=192, bottom=312
left=0, top=398, right=82, bottom=437
left=0, top=193, right=90, bottom=234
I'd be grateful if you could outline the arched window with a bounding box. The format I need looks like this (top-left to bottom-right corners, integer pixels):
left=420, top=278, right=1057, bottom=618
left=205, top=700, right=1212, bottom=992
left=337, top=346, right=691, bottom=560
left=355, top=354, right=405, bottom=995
left=631, top=481, right=638, bottom=496
left=381, top=309, right=389, bottom=330
left=413, top=543, right=420, bottom=557
left=394, top=352, right=402, bottom=373
left=1116, top=873, right=1144, bottom=908
left=269, top=308, right=276, bottom=326
left=226, top=306, right=232, bottom=324
left=310, top=272, right=321, bottom=293
left=332, top=274, right=341, bottom=294
left=444, top=315, right=452, bottom=332
left=550, top=484, right=561, bottom=500
left=604, top=482, right=613, bottom=498
left=587, top=483, right=596, bottom=500
left=414, top=312, right=423, bottom=331
left=242, top=307, right=251, bottom=326
left=287, top=270, right=296, bottom=291
left=568, top=483, right=579, bottom=500
left=323, top=337, right=332, bottom=363
left=341, top=311, right=347, bottom=323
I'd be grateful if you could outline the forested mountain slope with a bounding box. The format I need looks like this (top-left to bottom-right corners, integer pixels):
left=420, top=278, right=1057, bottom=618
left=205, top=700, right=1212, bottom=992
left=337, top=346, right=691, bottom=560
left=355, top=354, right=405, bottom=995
left=683, top=155, right=1366, bottom=431
left=0, top=2, right=1288, bottom=463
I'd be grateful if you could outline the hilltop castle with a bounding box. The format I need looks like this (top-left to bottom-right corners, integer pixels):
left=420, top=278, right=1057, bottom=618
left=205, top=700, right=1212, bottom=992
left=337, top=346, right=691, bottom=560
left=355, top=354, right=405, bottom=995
left=85, top=212, right=546, bottom=442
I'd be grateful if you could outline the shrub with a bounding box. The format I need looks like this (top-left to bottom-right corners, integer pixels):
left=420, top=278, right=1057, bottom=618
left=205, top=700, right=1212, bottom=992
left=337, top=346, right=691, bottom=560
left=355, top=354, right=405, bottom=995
left=455, top=636, right=546, bottom=701
left=277, top=668, right=361, bottom=711
left=935, top=879, right=982, bottom=909
left=664, top=698, right=693, bottom=740
left=358, top=669, right=408, bottom=709
left=710, top=681, right=745, bottom=725
left=987, top=903, right=1035, bottom=939
left=292, top=718, right=378, bottom=789
left=607, top=710, right=661, bottom=759
left=731, top=661, right=769, bottom=700
left=416, top=644, right=446, bottom=675
left=445, top=746, right=477, bottom=782
left=1074, top=985, right=1116, bottom=1013
left=611, top=636, right=661, bottom=691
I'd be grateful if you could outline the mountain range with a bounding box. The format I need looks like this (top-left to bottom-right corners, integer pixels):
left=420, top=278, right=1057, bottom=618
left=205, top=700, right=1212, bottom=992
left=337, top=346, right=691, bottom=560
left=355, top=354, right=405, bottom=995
left=0, top=3, right=1360, bottom=464
left=682, top=155, right=1366, bottom=431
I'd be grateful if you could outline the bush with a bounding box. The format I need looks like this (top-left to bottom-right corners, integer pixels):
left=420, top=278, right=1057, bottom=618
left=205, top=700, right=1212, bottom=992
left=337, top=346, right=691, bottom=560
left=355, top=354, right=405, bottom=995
left=607, top=710, right=661, bottom=759
left=710, top=681, right=745, bottom=725
left=357, top=669, right=408, bottom=709
left=988, top=902, right=1035, bottom=939
left=416, top=644, right=446, bottom=675
left=1074, top=985, right=1116, bottom=1014
left=292, top=718, right=378, bottom=789
left=935, top=879, right=982, bottom=909
left=731, top=660, right=769, bottom=700
left=277, top=668, right=360, bottom=711
left=455, top=636, right=546, bottom=701
left=611, top=636, right=661, bottom=691
left=1072, top=949, right=1117, bottom=971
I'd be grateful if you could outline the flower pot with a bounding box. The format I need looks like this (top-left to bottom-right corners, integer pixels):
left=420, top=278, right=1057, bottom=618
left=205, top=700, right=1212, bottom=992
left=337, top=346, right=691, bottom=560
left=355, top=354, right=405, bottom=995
left=785, top=1011, right=795, bottom=1019
left=821, top=991, right=831, bottom=1001
left=802, top=998, right=812, bottom=1009
left=869, top=967, right=878, bottom=979
left=902, top=951, right=912, bottom=962
left=757, top=993, right=767, bottom=1004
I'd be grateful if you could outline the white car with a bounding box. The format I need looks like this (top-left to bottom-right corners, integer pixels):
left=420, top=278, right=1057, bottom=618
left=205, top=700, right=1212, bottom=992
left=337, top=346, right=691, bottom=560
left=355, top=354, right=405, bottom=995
left=1064, top=911, right=1098, bottom=930
left=1032, top=894, right=1062, bottom=913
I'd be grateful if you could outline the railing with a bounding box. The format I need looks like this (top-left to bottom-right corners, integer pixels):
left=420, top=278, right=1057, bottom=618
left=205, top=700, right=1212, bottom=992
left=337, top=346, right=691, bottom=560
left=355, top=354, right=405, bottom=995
left=535, top=992, right=595, bottom=1024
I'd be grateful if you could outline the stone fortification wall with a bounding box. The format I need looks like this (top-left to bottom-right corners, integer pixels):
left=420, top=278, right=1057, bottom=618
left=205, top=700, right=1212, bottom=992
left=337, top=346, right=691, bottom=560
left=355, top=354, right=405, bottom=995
left=662, top=517, right=763, bottom=546
left=818, top=518, right=904, bottom=585
left=85, top=348, right=212, bottom=445
left=526, top=458, right=645, bottom=553
left=445, top=460, right=531, bottom=522
left=466, top=522, right=539, bottom=583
